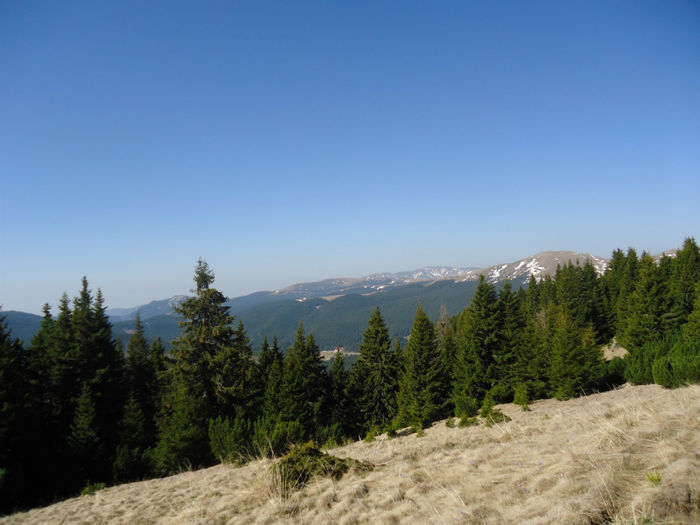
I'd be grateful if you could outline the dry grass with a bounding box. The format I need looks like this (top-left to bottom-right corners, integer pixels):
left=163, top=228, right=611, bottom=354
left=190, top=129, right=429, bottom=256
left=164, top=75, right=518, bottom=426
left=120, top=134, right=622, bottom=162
left=4, top=384, right=699, bottom=524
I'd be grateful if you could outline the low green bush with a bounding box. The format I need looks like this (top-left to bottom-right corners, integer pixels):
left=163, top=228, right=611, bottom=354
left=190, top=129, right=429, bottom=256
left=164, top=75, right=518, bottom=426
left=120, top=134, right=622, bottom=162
left=276, top=442, right=372, bottom=495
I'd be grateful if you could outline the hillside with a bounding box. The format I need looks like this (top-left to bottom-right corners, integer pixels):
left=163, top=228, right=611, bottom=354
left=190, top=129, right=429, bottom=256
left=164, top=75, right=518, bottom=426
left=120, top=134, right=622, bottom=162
left=5, top=383, right=698, bottom=524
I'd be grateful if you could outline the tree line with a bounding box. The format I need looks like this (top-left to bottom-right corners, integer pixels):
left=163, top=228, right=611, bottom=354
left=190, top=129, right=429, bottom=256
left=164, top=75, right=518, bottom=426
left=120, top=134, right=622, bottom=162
left=1, top=238, right=699, bottom=514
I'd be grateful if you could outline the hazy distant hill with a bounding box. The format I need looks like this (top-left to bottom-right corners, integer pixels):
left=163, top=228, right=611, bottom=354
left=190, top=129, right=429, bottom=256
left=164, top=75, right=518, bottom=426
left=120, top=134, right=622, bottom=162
left=7, top=249, right=653, bottom=352
left=1, top=311, right=43, bottom=346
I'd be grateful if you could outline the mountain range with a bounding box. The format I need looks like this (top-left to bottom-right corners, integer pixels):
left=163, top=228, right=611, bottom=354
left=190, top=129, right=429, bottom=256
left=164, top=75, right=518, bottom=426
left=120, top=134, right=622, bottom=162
left=3, top=249, right=663, bottom=353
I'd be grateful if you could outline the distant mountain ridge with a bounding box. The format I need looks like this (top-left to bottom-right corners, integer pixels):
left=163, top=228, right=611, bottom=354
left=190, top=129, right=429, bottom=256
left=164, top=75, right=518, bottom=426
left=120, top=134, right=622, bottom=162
left=6, top=248, right=675, bottom=352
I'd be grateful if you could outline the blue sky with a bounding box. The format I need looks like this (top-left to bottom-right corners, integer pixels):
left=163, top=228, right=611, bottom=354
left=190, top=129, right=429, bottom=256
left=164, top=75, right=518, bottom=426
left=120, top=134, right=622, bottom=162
left=1, top=1, right=699, bottom=314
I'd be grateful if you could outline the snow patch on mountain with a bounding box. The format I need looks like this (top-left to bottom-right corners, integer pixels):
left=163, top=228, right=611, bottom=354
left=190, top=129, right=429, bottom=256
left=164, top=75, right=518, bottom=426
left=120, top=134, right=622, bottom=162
left=456, top=251, right=608, bottom=284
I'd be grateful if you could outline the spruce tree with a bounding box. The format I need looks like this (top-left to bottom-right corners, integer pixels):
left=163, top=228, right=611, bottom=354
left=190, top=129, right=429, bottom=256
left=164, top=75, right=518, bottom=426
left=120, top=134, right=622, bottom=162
left=210, top=320, right=257, bottom=420
left=548, top=308, right=604, bottom=399
left=327, top=350, right=351, bottom=439
left=113, top=394, right=150, bottom=483
left=156, top=259, right=243, bottom=471
left=492, top=281, right=524, bottom=401
left=434, top=305, right=457, bottom=416
left=0, top=314, right=31, bottom=511
left=397, top=304, right=441, bottom=428
left=68, top=383, right=102, bottom=486
left=618, top=253, right=666, bottom=350
left=667, top=237, right=700, bottom=329
left=348, top=307, right=399, bottom=433
left=452, top=276, right=499, bottom=414
left=259, top=336, right=284, bottom=420
left=279, top=322, right=327, bottom=440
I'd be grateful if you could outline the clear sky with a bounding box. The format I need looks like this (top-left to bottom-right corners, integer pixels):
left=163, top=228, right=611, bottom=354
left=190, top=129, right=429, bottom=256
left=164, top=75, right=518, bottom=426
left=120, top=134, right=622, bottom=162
left=1, top=1, right=699, bottom=314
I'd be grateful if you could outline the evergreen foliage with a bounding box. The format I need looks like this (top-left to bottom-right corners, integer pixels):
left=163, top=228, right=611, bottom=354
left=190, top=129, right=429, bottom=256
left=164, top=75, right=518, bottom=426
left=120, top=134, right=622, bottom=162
left=397, top=304, right=441, bottom=427
left=452, top=277, right=499, bottom=414
left=278, top=323, right=328, bottom=441
left=348, top=308, right=399, bottom=433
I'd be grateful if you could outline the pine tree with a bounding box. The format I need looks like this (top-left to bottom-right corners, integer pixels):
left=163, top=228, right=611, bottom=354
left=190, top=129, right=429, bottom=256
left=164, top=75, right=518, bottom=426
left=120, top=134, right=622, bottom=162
left=492, top=281, right=524, bottom=401
left=434, top=305, right=457, bottom=416
left=667, top=237, right=700, bottom=329
left=548, top=308, right=604, bottom=399
left=452, top=277, right=499, bottom=414
left=0, top=314, right=31, bottom=511
left=278, top=322, right=328, bottom=440
left=259, top=336, right=284, bottom=419
left=348, top=307, right=399, bottom=433
left=113, top=394, right=150, bottom=483
left=210, top=320, right=258, bottom=420
left=327, top=351, right=351, bottom=439
left=154, top=376, right=207, bottom=474
left=618, top=253, right=666, bottom=350
left=156, top=259, right=242, bottom=471
left=68, top=383, right=102, bottom=486
left=170, top=259, right=236, bottom=418
left=397, top=305, right=441, bottom=428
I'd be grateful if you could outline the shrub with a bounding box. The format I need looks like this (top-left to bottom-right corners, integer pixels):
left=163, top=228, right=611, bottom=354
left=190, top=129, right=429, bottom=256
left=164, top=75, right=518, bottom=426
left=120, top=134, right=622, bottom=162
left=252, top=417, right=304, bottom=458
left=484, top=409, right=511, bottom=427
left=488, top=383, right=513, bottom=404
left=458, top=416, right=478, bottom=428
left=454, top=395, right=480, bottom=418
left=208, top=414, right=252, bottom=465
left=625, top=334, right=678, bottom=385
left=479, top=395, right=495, bottom=418
left=80, top=482, right=105, bottom=496
left=445, top=417, right=456, bottom=428
left=513, top=383, right=530, bottom=410
left=317, top=423, right=343, bottom=449
left=275, top=442, right=372, bottom=496
left=652, top=339, right=700, bottom=388
left=363, top=425, right=380, bottom=443
left=600, top=357, right=626, bottom=390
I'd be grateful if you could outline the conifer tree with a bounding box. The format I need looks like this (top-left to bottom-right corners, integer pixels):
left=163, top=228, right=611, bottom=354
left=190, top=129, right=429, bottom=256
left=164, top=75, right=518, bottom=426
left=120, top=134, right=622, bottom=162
left=113, top=394, right=150, bottom=483
left=434, top=304, right=457, bottom=416
left=279, top=322, right=327, bottom=440
left=0, top=314, right=31, bottom=511
left=618, top=253, right=666, bottom=349
left=548, top=308, right=604, bottom=399
left=156, top=259, right=243, bottom=471
left=69, top=383, right=102, bottom=485
left=327, top=350, right=352, bottom=438
left=397, top=305, right=441, bottom=428
left=348, top=308, right=399, bottom=432
left=259, top=336, right=284, bottom=419
left=452, top=277, right=499, bottom=414
left=667, top=237, right=700, bottom=329
left=210, top=320, right=257, bottom=420
left=492, top=281, right=524, bottom=401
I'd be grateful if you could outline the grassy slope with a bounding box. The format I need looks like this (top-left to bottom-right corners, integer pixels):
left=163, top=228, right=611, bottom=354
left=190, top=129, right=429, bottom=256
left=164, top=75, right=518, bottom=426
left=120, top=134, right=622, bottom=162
left=5, top=383, right=699, bottom=525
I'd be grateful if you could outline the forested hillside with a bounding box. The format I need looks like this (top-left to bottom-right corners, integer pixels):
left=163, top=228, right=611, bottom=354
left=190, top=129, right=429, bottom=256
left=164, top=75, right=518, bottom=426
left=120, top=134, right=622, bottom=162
left=1, top=238, right=699, bottom=515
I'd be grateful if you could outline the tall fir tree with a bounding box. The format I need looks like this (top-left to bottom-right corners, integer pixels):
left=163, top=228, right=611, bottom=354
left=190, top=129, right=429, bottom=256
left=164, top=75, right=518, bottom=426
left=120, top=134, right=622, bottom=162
left=434, top=304, right=457, bottom=416
left=278, top=322, right=328, bottom=440
left=156, top=259, right=241, bottom=472
left=491, top=281, right=525, bottom=401
left=452, top=276, right=499, bottom=414
left=618, top=253, right=666, bottom=350
left=396, top=305, right=441, bottom=428
left=348, top=308, right=400, bottom=433
left=548, top=308, right=603, bottom=399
